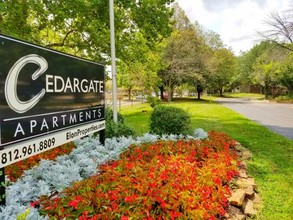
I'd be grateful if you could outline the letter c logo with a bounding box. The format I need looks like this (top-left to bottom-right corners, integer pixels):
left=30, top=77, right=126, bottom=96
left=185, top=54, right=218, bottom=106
left=5, top=54, right=48, bottom=113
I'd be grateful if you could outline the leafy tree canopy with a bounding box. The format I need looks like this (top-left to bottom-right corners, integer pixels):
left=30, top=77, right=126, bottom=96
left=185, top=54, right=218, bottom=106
left=0, top=0, right=174, bottom=62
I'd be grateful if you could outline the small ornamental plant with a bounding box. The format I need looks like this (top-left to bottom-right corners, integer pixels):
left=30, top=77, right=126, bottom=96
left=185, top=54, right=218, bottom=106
left=38, top=131, right=239, bottom=219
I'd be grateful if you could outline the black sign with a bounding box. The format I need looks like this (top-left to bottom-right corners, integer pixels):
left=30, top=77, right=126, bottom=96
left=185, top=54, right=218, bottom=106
left=0, top=34, right=105, bottom=147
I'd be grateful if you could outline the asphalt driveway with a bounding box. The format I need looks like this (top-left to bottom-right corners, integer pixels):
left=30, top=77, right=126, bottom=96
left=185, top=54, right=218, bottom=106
left=216, top=97, right=293, bottom=140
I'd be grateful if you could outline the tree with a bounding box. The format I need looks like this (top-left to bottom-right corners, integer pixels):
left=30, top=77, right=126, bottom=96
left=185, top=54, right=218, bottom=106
left=160, top=27, right=207, bottom=101
left=236, top=41, right=274, bottom=88
left=117, top=29, right=164, bottom=99
left=0, top=0, right=175, bottom=62
left=171, top=2, right=191, bottom=30
left=159, top=3, right=209, bottom=101
left=250, top=41, right=287, bottom=98
left=236, top=52, right=256, bottom=87
left=209, top=48, right=237, bottom=96
left=277, top=52, right=293, bottom=96
left=237, top=40, right=292, bottom=98
left=117, top=47, right=162, bottom=99
left=202, top=29, right=224, bottom=50
left=254, top=57, right=279, bottom=99
left=194, top=29, right=225, bottom=98
left=0, top=0, right=175, bottom=101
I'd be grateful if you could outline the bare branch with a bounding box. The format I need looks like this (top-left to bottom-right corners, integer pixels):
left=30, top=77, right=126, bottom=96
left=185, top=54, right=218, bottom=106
left=259, top=9, right=293, bottom=51
left=257, top=31, right=293, bottom=52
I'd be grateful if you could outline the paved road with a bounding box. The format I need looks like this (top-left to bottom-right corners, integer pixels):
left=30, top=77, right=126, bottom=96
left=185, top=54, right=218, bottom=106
left=216, top=97, right=293, bottom=140
left=106, top=99, right=146, bottom=108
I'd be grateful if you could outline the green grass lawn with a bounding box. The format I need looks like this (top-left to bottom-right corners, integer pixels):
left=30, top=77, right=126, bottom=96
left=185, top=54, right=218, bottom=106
left=120, top=98, right=293, bottom=220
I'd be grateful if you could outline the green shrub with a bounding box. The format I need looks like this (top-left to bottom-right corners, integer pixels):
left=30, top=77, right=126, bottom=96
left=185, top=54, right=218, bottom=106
left=146, top=96, right=162, bottom=108
left=149, top=105, right=191, bottom=135
left=275, top=95, right=293, bottom=103
left=105, top=108, right=134, bottom=138
left=105, top=108, right=124, bottom=123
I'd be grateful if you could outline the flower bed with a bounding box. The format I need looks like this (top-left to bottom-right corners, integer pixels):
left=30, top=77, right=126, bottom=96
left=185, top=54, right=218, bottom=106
left=1, top=132, right=206, bottom=219
left=39, top=131, right=239, bottom=219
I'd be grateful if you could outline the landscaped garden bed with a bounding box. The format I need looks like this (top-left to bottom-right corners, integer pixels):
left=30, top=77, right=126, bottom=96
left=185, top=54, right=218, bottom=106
left=0, top=130, right=242, bottom=219
left=38, top=131, right=239, bottom=219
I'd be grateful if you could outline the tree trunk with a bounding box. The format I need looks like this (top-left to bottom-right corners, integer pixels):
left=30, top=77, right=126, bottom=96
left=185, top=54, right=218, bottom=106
left=159, top=85, right=164, bottom=100
left=168, top=88, right=172, bottom=102
left=288, top=87, right=293, bottom=97
left=219, top=88, right=223, bottom=97
left=128, top=88, right=131, bottom=100
left=264, top=84, right=269, bottom=99
left=171, top=89, right=174, bottom=100
left=196, top=85, right=204, bottom=100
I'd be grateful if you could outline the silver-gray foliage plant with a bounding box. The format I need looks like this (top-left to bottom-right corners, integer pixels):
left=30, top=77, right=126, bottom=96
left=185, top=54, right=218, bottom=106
left=192, top=128, right=209, bottom=140
left=0, top=130, right=208, bottom=219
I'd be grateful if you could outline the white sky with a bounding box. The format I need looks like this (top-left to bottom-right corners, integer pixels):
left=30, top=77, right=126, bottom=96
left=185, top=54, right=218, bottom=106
left=176, top=0, right=293, bottom=55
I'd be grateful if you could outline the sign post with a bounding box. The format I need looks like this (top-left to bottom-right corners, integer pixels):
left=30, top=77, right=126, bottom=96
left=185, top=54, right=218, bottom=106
left=109, top=0, right=118, bottom=123
left=0, top=34, right=106, bottom=205
left=0, top=160, right=5, bottom=206
left=99, top=129, right=105, bottom=146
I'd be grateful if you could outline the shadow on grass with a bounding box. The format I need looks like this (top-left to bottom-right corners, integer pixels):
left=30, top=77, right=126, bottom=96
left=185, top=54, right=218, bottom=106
left=171, top=97, right=213, bottom=103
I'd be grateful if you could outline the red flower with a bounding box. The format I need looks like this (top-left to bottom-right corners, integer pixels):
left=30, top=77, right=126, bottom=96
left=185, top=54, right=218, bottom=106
left=30, top=200, right=40, bottom=208
left=149, top=167, right=155, bottom=172
left=149, top=182, right=157, bottom=188
left=124, top=194, right=138, bottom=203
left=157, top=197, right=167, bottom=209
left=170, top=211, right=181, bottom=219
left=89, top=216, right=99, bottom=220
left=126, top=162, right=134, bottom=169
left=187, top=156, right=195, bottom=163
left=68, top=196, right=83, bottom=210
left=79, top=211, right=89, bottom=220
left=213, top=177, right=222, bottom=186
left=110, top=161, right=118, bottom=168
left=108, top=190, right=118, bottom=201
left=217, top=206, right=226, bottom=216
left=160, top=170, right=168, bottom=181
left=121, top=216, right=129, bottom=220
left=203, top=147, right=209, bottom=155
left=111, top=201, right=119, bottom=210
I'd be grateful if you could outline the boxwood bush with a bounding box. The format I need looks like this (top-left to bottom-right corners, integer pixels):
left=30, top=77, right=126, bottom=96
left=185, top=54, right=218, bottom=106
left=149, top=105, right=191, bottom=135
left=105, top=108, right=134, bottom=138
